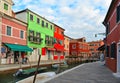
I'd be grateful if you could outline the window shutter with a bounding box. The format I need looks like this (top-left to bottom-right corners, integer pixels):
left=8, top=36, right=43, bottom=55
left=110, top=43, right=116, bottom=58
left=106, top=46, right=109, bottom=57
left=117, top=5, right=120, bottom=23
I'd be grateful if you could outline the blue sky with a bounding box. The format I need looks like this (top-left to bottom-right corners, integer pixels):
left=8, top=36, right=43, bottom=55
left=12, top=0, right=112, bottom=42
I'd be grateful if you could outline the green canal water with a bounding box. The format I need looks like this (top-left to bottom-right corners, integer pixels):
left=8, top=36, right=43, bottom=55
left=0, top=64, right=79, bottom=83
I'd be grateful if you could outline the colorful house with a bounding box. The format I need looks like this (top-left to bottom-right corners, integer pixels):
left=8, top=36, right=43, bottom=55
left=15, top=9, right=54, bottom=62
left=0, top=0, right=32, bottom=64
left=70, top=37, right=90, bottom=59
left=53, top=24, right=65, bottom=60
left=88, top=40, right=104, bottom=58
left=64, top=35, right=72, bottom=57
left=103, top=0, right=120, bottom=73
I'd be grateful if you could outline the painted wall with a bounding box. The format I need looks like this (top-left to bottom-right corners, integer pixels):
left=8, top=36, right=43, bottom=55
left=104, top=0, right=120, bottom=72
left=64, top=36, right=70, bottom=56
left=54, top=25, right=64, bottom=60
left=27, top=11, right=54, bottom=49
left=70, top=40, right=89, bottom=58
left=2, top=17, right=27, bottom=45
left=16, top=9, right=54, bottom=61
left=0, top=0, right=13, bottom=16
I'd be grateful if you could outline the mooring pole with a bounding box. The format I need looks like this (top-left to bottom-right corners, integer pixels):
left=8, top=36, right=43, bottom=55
left=33, top=50, right=41, bottom=83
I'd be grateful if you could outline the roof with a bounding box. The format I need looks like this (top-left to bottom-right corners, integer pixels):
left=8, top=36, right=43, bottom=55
left=64, top=35, right=73, bottom=39
left=103, top=0, right=117, bottom=25
left=54, top=24, right=65, bottom=31
left=0, top=11, right=27, bottom=26
left=16, top=9, right=65, bottom=30
left=98, top=45, right=105, bottom=51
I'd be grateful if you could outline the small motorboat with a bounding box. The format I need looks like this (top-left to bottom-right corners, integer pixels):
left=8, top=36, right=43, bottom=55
left=13, top=67, right=47, bottom=77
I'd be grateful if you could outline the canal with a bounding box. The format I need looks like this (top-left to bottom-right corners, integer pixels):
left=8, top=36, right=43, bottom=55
left=0, top=64, right=80, bottom=83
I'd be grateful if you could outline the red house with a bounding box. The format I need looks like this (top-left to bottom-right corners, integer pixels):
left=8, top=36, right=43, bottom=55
left=103, top=0, right=120, bottom=73
left=69, top=37, right=90, bottom=58
left=0, top=0, right=32, bottom=64
left=54, top=24, right=65, bottom=60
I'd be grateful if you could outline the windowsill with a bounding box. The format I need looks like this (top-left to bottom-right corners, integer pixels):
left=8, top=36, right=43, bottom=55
left=116, top=20, right=120, bottom=25
left=110, top=58, right=115, bottom=59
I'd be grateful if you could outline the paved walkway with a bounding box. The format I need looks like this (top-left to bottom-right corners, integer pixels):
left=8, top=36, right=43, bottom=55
left=44, top=61, right=120, bottom=83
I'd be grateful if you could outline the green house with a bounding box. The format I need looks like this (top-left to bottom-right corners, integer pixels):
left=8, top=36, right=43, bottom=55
left=15, top=9, right=54, bottom=62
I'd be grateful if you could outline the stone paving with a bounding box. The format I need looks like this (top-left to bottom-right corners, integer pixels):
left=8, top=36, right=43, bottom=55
left=45, top=61, right=120, bottom=83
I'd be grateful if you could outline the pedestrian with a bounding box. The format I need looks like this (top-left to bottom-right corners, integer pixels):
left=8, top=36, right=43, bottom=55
left=100, top=52, right=104, bottom=62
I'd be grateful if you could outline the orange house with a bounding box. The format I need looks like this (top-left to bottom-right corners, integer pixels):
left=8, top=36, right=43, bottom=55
left=69, top=37, right=90, bottom=58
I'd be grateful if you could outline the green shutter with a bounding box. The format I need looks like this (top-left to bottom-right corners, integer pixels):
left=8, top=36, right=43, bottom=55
left=4, top=3, right=8, bottom=10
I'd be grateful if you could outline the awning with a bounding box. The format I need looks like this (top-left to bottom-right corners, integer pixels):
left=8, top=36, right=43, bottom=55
left=5, top=43, right=33, bottom=52
left=98, top=45, right=105, bottom=51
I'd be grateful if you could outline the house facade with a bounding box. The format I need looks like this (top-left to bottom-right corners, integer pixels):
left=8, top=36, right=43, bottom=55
left=0, top=0, right=33, bottom=64
left=103, top=0, right=120, bottom=73
left=69, top=37, right=90, bottom=59
left=15, top=9, right=54, bottom=62
left=0, top=0, right=14, bottom=17
left=64, top=35, right=71, bottom=57
left=88, top=40, right=104, bottom=58
left=53, top=25, right=65, bottom=60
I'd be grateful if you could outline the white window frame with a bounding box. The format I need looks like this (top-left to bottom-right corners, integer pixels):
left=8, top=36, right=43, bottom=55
left=6, top=26, right=12, bottom=36
left=20, top=30, right=24, bottom=39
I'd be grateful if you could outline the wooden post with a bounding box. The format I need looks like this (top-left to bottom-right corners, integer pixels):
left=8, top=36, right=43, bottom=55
left=33, top=49, right=41, bottom=83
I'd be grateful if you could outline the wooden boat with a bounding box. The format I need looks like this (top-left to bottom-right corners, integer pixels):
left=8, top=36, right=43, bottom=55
left=13, top=67, right=47, bottom=77
left=52, top=64, right=68, bottom=69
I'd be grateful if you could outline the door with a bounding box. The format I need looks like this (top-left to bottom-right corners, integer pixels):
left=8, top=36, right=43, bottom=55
left=117, top=44, right=120, bottom=73
left=47, top=50, right=50, bottom=60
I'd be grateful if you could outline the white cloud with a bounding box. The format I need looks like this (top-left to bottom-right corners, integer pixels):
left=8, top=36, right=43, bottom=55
left=13, top=0, right=112, bottom=41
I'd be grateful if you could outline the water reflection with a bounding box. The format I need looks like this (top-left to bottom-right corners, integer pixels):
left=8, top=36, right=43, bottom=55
left=0, top=64, right=80, bottom=83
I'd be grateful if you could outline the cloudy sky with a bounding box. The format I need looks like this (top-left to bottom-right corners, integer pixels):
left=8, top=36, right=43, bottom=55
left=12, top=0, right=112, bottom=42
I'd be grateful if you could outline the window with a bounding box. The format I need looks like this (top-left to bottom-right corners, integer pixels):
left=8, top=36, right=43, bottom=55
left=37, top=18, right=40, bottom=24
left=36, top=32, right=41, bottom=43
left=20, top=30, right=24, bottom=39
left=29, top=30, right=34, bottom=41
left=6, top=26, right=11, bottom=36
left=29, top=30, right=34, bottom=36
left=72, top=44, right=76, bottom=49
left=45, top=35, right=49, bottom=44
left=46, top=23, right=48, bottom=28
left=110, top=43, right=116, bottom=58
left=61, top=31, right=64, bottom=35
left=4, top=3, right=8, bottom=10
left=117, top=5, right=120, bottom=23
left=30, top=14, right=33, bottom=21
left=42, top=20, right=44, bottom=27
left=36, top=32, right=40, bottom=38
left=106, top=46, right=109, bottom=57
left=50, top=25, right=52, bottom=30
left=106, top=22, right=110, bottom=36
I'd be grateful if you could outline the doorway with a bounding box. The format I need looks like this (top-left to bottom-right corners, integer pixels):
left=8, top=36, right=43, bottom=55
left=47, top=50, right=50, bottom=60
left=117, top=43, right=120, bottom=73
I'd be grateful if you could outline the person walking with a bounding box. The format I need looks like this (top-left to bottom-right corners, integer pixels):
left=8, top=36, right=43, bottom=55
left=100, top=52, right=104, bottom=62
